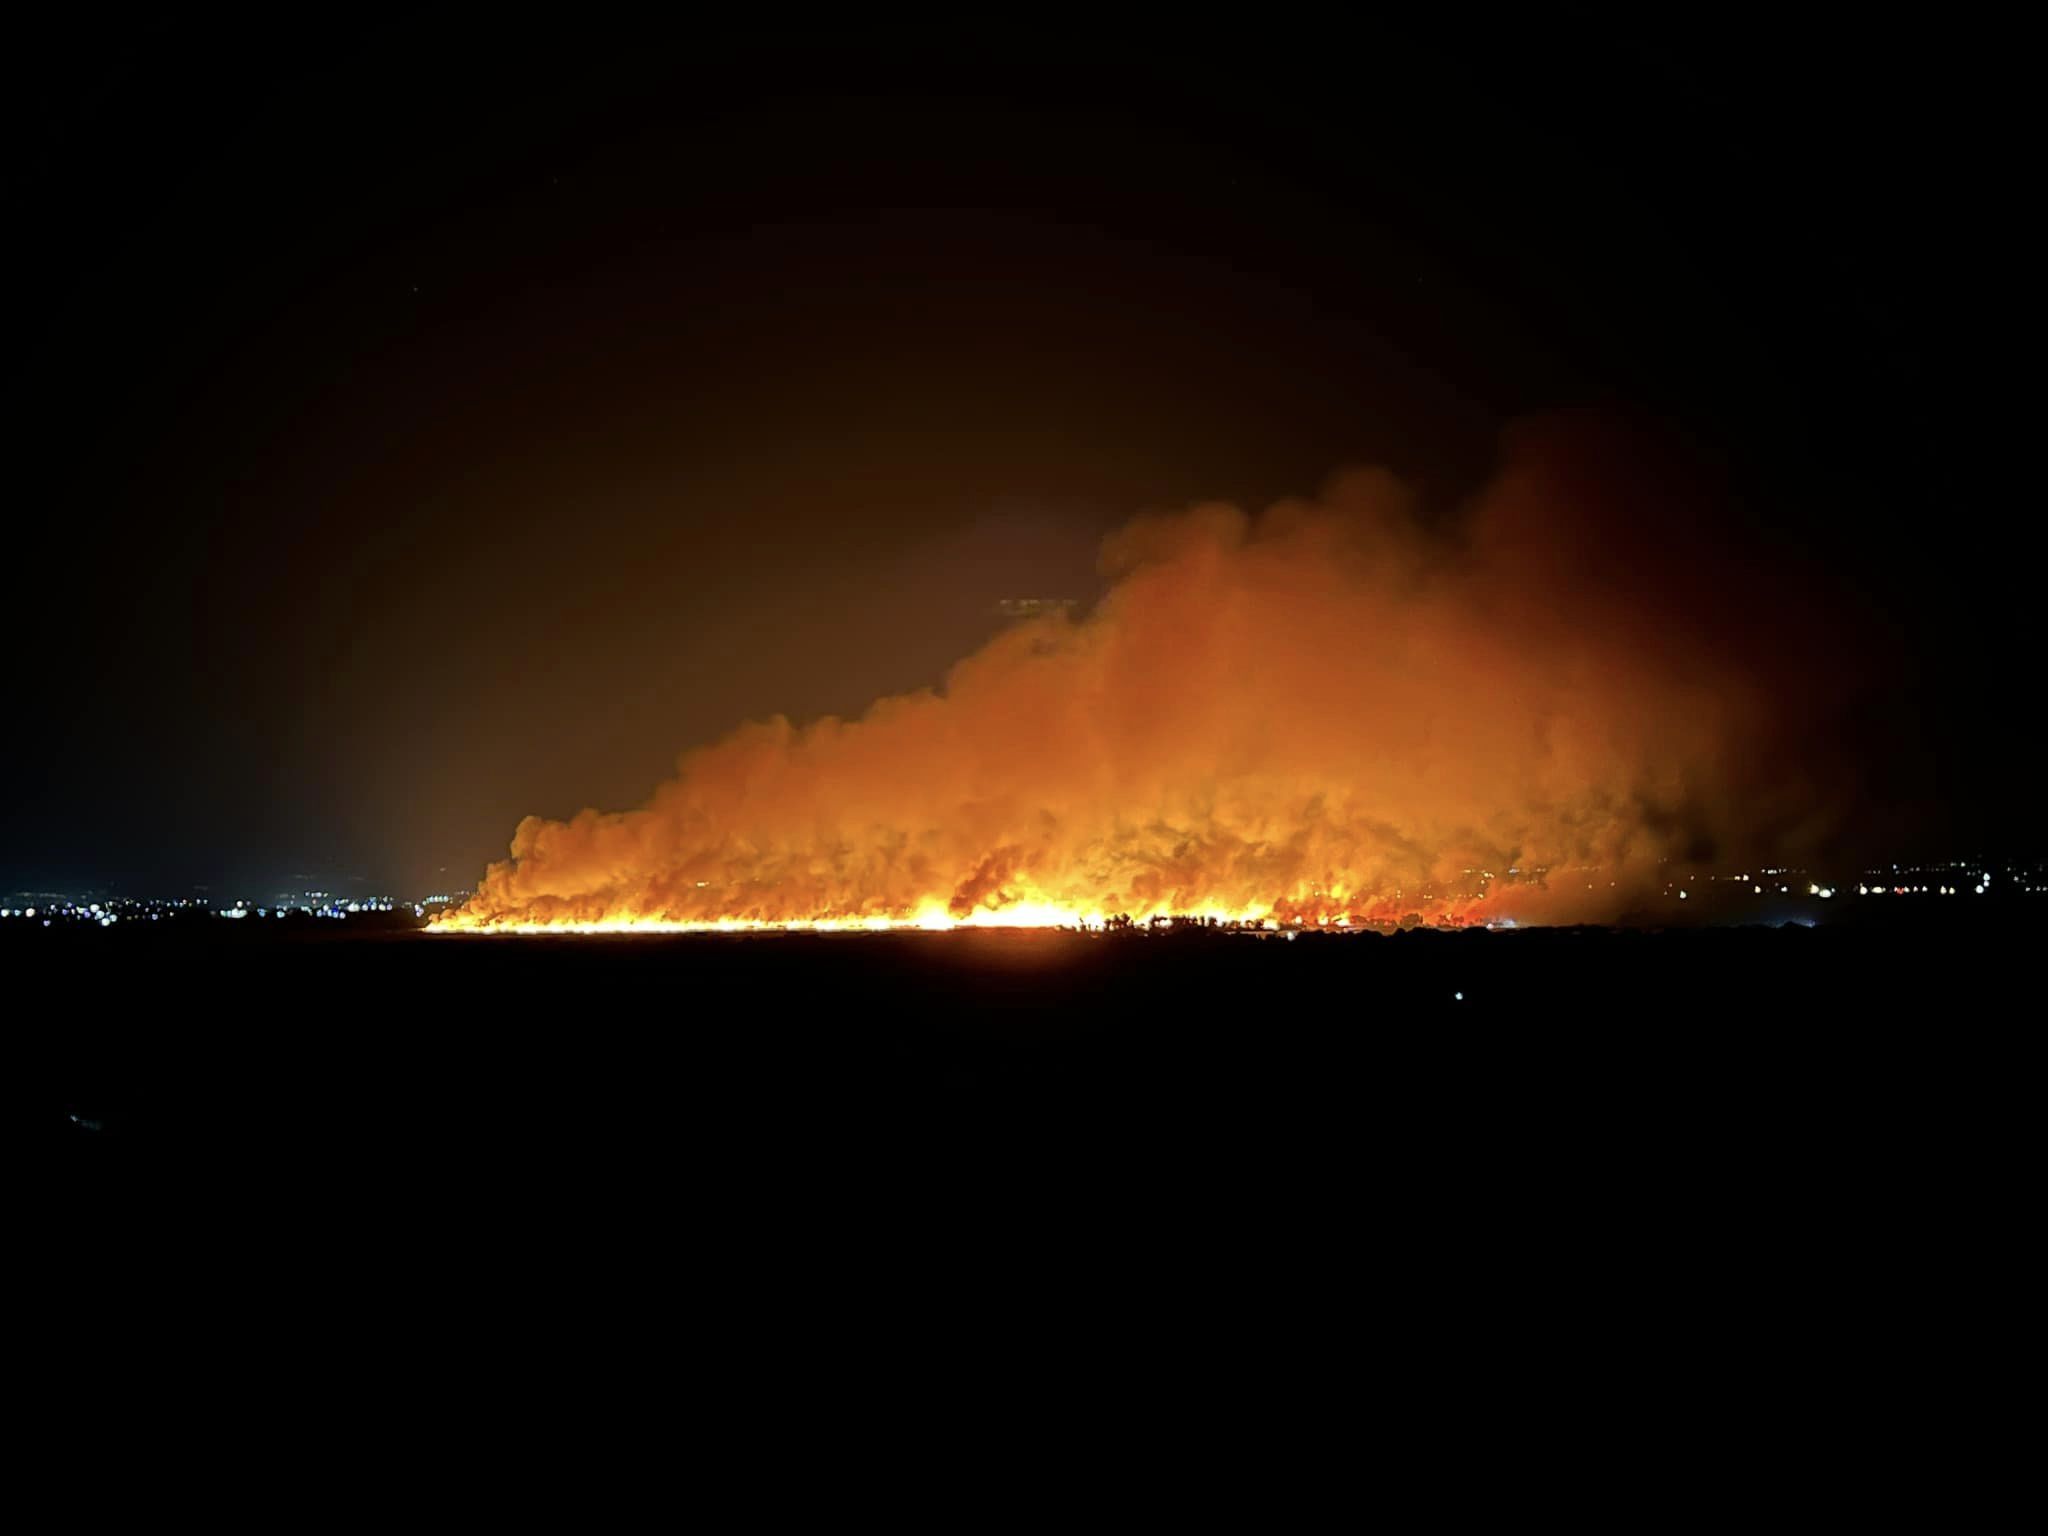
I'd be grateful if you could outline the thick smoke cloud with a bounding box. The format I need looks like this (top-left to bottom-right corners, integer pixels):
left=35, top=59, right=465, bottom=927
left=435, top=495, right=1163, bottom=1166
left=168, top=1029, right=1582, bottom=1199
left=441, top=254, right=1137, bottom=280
left=445, top=417, right=1856, bottom=929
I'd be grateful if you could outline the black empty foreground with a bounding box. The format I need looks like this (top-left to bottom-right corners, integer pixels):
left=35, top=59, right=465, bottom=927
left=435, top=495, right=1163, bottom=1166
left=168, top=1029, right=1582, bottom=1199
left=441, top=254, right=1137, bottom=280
left=16, top=921, right=2024, bottom=1222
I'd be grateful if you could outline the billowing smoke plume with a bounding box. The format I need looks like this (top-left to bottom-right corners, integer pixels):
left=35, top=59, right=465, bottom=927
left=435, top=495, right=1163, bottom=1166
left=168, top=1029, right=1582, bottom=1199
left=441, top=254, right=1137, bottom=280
left=443, top=417, right=1854, bottom=930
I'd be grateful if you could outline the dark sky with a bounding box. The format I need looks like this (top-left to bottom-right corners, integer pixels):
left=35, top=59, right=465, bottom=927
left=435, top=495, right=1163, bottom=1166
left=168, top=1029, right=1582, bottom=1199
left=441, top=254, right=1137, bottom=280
left=9, top=16, right=2037, bottom=896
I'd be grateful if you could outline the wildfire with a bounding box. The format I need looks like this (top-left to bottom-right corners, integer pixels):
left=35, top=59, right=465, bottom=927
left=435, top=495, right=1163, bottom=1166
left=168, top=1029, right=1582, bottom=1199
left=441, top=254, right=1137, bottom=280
left=432, top=876, right=1491, bottom=937
left=435, top=424, right=1834, bottom=936
left=433, top=897, right=1115, bottom=936
left=432, top=901, right=1499, bottom=937
left=437, top=904, right=1121, bottom=936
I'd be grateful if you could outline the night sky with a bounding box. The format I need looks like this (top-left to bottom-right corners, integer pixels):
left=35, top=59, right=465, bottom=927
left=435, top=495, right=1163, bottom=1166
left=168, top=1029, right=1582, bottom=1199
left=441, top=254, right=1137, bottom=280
left=10, top=17, right=2035, bottom=897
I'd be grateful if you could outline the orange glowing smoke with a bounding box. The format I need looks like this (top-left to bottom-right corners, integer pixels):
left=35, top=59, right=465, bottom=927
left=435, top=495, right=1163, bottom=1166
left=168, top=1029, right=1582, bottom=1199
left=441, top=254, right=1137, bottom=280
left=438, top=420, right=1843, bottom=933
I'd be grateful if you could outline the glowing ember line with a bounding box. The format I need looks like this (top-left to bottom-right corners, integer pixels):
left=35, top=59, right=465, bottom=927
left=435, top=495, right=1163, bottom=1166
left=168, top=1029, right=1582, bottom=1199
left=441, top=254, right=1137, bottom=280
left=419, top=894, right=1519, bottom=935
left=430, top=900, right=1281, bottom=936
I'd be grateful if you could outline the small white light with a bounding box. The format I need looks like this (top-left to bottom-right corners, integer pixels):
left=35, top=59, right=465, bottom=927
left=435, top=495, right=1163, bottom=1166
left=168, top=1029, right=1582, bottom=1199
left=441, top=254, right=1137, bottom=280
left=1454, top=992, right=1464, bottom=1002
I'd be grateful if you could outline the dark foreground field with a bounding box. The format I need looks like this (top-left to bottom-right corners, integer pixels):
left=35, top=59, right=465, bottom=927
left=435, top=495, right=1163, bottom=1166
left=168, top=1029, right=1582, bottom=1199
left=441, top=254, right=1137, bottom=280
left=17, top=914, right=2037, bottom=1423
left=14, top=920, right=2031, bottom=1229
left=12, top=918, right=2028, bottom=1481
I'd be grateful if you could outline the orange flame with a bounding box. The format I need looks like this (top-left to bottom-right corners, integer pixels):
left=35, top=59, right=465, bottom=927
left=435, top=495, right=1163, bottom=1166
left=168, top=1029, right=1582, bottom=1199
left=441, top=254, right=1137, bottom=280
left=439, top=425, right=1831, bottom=934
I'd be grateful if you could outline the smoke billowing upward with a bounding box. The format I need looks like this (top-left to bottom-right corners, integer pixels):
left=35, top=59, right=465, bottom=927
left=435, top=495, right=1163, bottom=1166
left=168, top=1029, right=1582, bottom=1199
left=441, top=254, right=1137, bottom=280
left=443, top=418, right=1861, bottom=931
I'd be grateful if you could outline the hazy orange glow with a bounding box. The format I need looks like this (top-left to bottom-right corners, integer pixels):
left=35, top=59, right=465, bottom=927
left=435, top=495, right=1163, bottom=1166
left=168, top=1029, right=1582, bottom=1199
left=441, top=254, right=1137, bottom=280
left=439, top=427, right=1827, bottom=934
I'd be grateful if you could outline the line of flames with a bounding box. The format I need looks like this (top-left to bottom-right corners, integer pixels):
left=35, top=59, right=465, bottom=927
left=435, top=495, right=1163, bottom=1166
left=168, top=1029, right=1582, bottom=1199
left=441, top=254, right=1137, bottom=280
left=430, top=897, right=1493, bottom=935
